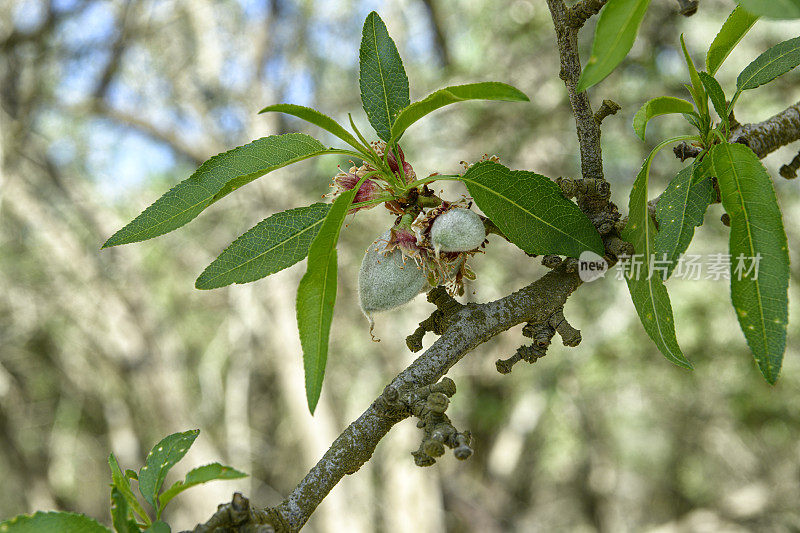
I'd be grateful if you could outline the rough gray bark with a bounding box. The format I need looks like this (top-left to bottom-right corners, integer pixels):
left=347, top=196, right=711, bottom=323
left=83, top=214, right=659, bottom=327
left=731, top=102, right=800, bottom=159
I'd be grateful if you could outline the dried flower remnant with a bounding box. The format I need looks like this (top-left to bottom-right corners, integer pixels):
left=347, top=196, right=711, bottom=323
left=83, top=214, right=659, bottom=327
left=330, top=163, right=383, bottom=212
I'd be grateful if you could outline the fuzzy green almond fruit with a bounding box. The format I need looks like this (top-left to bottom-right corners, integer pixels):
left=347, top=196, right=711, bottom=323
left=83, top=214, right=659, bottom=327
left=430, top=208, right=486, bottom=255
left=358, top=231, right=428, bottom=322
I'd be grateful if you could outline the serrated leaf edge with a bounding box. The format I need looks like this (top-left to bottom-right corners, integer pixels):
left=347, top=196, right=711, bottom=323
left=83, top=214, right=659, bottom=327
left=195, top=204, right=331, bottom=289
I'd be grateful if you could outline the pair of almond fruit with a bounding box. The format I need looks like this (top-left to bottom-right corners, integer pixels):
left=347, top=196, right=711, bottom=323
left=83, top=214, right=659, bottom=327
left=358, top=208, right=485, bottom=321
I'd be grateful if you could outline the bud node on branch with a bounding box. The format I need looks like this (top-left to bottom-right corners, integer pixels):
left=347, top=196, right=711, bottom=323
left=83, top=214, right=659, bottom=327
left=542, top=255, right=564, bottom=269
left=406, top=286, right=465, bottom=352
left=496, top=343, right=548, bottom=374
left=779, top=149, right=800, bottom=179
left=605, top=234, right=635, bottom=259
left=496, top=305, right=579, bottom=374
left=594, top=99, right=621, bottom=124
left=549, top=307, right=581, bottom=347
left=399, top=377, right=472, bottom=466
left=187, top=493, right=276, bottom=533
left=674, top=142, right=702, bottom=161
left=564, top=258, right=579, bottom=274
left=676, top=0, right=699, bottom=16
left=568, top=0, right=608, bottom=28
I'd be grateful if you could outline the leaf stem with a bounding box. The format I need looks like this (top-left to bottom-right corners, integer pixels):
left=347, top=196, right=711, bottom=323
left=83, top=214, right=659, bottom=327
left=347, top=114, right=401, bottom=188
left=326, top=148, right=375, bottom=161
left=350, top=195, right=395, bottom=210
left=729, top=88, right=742, bottom=114
left=347, top=114, right=376, bottom=159
left=710, top=128, right=728, bottom=145
left=403, top=174, right=462, bottom=190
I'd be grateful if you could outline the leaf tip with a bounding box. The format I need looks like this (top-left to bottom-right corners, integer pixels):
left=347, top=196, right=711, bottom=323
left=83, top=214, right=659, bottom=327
left=363, top=10, right=381, bottom=28
left=101, top=234, right=120, bottom=249
left=306, top=394, right=319, bottom=415
left=194, top=271, right=216, bottom=290
left=515, top=89, right=531, bottom=102
left=759, top=363, right=780, bottom=385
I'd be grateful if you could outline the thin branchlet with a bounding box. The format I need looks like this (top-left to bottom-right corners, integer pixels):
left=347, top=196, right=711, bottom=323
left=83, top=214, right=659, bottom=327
left=568, top=0, right=607, bottom=28
left=674, top=101, right=800, bottom=162
left=779, top=149, right=800, bottom=180
left=730, top=101, right=800, bottom=159
left=547, top=0, right=604, bottom=184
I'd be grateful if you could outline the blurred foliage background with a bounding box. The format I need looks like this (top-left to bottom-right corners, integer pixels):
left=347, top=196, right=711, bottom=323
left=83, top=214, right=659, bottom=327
left=1, top=0, right=799, bottom=531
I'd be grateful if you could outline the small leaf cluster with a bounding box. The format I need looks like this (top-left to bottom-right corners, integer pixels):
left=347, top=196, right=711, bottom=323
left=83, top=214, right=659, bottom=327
left=0, top=430, right=246, bottom=533
left=621, top=7, right=797, bottom=382
left=102, top=11, right=607, bottom=413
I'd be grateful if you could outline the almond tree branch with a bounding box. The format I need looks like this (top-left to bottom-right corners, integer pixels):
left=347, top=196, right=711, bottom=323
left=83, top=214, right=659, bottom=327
left=548, top=0, right=604, bottom=182
left=189, top=2, right=620, bottom=531
left=188, top=265, right=583, bottom=533
left=274, top=267, right=581, bottom=531
left=181, top=5, right=800, bottom=529
left=730, top=101, right=800, bottom=158
left=674, top=101, right=800, bottom=161
left=655, top=102, right=800, bottom=211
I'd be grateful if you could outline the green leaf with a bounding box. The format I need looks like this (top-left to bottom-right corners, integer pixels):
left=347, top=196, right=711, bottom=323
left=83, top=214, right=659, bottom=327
left=681, top=34, right=708, bottom=117
left=111, top=487, right=140, bottom=533
left=196, top=203, right=332, bottom=289
left=143, top=522, right=170, bottom=533
left=138, top=430, right=200, bottom=507
left=737, top=0, right=800, bottom=19
left=737, top=35, right=800, bottom=91
left=576, top=0, right=651, bottom=91
left=698, top=72, right=730, bottom=133
left=124, top=470, right=138, bottom=481
left=621, top=138, right=694, bottom=370
left=103, top=134, right=328, bottom=247
left=258, top=104, right=368, bottom=152
left=0, top=512, right=111, bottom=533
left=359, top=11, right=410, bottom=141
left=158, top=463, right=247, bottom=515
left=389, top=82, right=529, bottom=141
left=109, top=453, right=149, bottom=525
left=297, top=188, right=361, bottom=413
left=682, top=111, right=703, bottom=132
left=654, top=160, right=714, bottom=278
left=460, top=161, right=604, bottom=257
left=706, top=6, right=759, bottom=75
left=710, top=142, right=789, bottom=383
left=632, top=96, right=696, bottom=141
